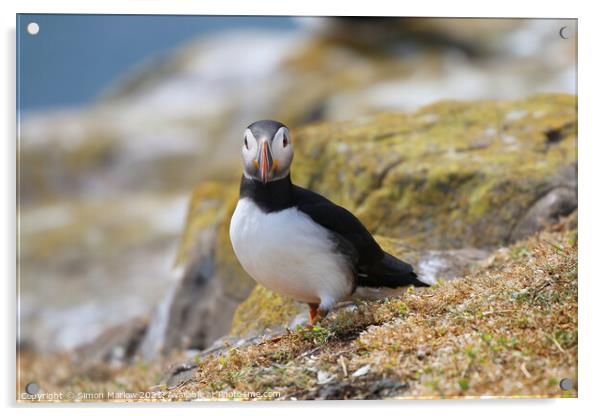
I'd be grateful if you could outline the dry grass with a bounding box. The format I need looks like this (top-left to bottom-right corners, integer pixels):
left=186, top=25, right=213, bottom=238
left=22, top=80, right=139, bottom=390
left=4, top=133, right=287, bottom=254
left=17, top=349, right=178, bottom=402
left=18, top=218, right=577, bottom=402
left=171, top=220, right=577, bottom=400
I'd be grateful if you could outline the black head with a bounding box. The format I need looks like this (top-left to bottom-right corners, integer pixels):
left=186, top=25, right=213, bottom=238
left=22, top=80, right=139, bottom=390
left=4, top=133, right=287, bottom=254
left=247, top=120, right=287, bottom=141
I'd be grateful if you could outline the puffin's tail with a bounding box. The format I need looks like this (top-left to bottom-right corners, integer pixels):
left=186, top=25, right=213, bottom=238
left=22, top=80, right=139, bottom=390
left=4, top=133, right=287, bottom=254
left=357, top=252, right=430, bottom=289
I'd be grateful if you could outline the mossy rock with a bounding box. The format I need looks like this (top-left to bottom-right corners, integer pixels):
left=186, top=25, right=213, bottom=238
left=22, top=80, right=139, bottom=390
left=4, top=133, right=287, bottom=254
left=291, top=93, right=576, bottom=249
left=229, top=285, right=305, bottom=337
left=179, top=94, right=576, bottom=338
left=175, top=180, right=255, bottom=302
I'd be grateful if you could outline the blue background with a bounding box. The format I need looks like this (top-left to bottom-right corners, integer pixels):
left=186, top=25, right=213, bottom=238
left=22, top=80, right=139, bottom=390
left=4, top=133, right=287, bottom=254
left=17, top=14, right=299, bottom=113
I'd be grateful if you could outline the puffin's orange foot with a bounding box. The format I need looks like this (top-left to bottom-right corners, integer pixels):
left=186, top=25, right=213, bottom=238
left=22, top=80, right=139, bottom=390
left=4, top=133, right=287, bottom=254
left=308, top=303, right=327, bottom=326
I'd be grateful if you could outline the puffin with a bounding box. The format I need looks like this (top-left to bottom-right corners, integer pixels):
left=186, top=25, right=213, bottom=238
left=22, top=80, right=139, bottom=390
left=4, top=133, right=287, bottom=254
left=229, top=120, right=430, bottom=324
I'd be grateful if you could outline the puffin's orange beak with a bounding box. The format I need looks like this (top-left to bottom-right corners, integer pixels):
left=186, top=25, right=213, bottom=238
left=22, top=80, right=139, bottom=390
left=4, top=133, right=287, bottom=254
left=257, top=141, right=273, bottom=183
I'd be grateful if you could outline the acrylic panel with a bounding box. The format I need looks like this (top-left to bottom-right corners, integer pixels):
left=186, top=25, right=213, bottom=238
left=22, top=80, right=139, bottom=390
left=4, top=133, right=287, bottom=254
left=16, top=14, right=578, bottom=402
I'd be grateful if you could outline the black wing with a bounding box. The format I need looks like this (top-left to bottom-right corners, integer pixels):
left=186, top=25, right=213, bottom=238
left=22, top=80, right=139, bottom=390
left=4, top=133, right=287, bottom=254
left=292, top=185, right=428, bottom=288
left=292, top=185, right=383, bottom=268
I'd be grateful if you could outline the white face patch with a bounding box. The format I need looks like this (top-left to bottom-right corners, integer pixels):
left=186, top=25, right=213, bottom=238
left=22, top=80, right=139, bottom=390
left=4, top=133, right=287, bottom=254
left=229, top=198, right=354, bottom=308
left=269, top=127, right=293, bottom=180
left=241, top=129, right=259, bottom=179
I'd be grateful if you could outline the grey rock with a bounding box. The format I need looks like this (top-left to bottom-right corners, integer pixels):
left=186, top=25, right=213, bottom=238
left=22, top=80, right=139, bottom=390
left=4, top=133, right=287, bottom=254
left=510, top=187, right=577, bottom=242
left=74, top=316, right=147, bottom=369
left=314, top=378, right=408, bottom=400
left=162, top=362, right=199, bottom=390
left=416, top=248, right=490, bottom=283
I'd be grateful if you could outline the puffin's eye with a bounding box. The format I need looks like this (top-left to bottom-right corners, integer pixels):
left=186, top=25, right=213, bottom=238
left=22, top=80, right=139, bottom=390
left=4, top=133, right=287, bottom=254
left=283, top=135, right=289, bottom=148
left=244, top=137, right=248, bottom=149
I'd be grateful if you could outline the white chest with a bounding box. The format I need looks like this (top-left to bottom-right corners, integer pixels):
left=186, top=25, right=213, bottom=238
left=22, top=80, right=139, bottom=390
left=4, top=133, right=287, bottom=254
left=229, top=198, right=354, bottom=307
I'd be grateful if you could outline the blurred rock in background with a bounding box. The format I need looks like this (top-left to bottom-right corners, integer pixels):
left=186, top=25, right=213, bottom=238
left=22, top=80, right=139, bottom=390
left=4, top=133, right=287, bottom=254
left=18, top=17, right=576, bottom=357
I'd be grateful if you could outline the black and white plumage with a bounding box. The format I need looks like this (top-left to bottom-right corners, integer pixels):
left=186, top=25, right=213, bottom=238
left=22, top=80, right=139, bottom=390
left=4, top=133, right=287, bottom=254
left=229, top=120, right=430, bottom=322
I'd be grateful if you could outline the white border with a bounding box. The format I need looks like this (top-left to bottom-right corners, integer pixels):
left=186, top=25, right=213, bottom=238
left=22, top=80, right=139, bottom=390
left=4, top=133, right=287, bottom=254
left=6, top=0, right=582, bottom=18
left=2, top=1, right=600, bottom=415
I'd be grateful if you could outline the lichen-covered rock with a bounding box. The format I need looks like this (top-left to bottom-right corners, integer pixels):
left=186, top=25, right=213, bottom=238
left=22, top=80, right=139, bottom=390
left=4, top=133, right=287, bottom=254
left=292, top=94, right=576, bottom=249
left=229, top=285, right=305, bottom=337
